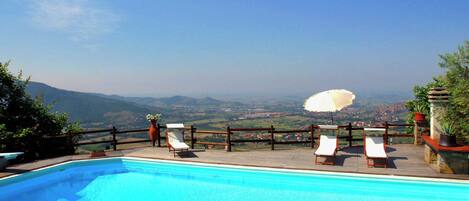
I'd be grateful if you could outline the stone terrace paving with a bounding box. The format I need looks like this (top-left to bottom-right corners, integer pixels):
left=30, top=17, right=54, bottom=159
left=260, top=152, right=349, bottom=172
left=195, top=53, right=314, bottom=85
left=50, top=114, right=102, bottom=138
left=1, top=144, right=469, bottom=180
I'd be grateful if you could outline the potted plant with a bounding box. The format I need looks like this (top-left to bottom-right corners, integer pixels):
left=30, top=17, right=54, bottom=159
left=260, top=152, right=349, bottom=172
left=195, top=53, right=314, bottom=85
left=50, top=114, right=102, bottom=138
left=146, top=114, right=162, bottom=145
left=413, top=104, right=427, bottom=122
left=439, top=121, right=457, bottom=147
left=89, top=146, right=106, bottom=157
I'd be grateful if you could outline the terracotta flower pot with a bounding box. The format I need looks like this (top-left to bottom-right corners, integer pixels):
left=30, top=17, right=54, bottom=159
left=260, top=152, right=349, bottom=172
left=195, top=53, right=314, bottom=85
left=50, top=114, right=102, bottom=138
left=148, top=120, right=158, bottom=142
left=90, top=150, right=106, bottom=157
left=414, top=112, right=426, bottom=122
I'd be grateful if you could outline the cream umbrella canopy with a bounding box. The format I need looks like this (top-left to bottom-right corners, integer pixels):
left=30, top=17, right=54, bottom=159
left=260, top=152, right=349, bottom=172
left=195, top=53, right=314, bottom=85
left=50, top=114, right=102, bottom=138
left=304, top=89, right=356, bottom=123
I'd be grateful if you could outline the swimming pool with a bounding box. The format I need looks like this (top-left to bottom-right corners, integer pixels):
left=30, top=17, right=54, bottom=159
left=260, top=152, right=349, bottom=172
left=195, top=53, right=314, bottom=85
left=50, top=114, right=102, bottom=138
left=1, top=158, right=468, bottom=201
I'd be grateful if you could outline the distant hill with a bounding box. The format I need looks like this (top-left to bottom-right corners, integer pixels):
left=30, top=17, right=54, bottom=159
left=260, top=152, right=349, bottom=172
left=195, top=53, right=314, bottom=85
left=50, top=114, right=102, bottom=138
left=100, top=94, right=244, bottom=108
left=26, top=82, right=163, bottom=128
left=26, top=82, right=243, bottom=129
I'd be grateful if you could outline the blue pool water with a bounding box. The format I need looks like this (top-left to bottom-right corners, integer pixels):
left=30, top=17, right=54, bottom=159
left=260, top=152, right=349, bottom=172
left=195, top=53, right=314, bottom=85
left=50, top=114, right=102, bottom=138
left=0, top=158, right=468, bottom=201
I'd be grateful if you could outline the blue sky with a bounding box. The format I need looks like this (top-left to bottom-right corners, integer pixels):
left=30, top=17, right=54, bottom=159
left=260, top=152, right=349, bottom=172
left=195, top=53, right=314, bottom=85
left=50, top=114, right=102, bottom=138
left=1, top=0, right=468, bottom=97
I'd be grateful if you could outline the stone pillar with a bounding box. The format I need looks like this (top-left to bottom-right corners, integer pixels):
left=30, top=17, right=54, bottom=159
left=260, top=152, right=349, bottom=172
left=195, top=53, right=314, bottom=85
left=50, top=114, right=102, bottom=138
left=424, top=145, right=433, bottom=163
left=427, top=87, right=449, bottom=142
left=413, top=118, right=429, bottom=145
left=414, top=121, right=422, bottom=145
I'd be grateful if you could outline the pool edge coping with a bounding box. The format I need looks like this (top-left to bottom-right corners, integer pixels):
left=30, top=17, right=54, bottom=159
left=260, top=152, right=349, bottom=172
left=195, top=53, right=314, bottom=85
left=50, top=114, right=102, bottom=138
left=1, top=156, right=469, bottom=184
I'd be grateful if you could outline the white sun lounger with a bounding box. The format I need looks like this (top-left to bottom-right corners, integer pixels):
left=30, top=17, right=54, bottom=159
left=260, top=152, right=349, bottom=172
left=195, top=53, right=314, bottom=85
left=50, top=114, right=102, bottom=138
left=0, top=152, right=24, bottom=170
left=363, top=128, right=388, bottom=168
left=166, top=123, right=190, bottom=157
left=314, top=125, right=339, bottom=165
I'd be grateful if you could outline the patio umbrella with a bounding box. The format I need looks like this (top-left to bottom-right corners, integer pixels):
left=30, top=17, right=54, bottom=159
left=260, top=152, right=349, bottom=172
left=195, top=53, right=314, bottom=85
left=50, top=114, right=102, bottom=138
left=304, top=89, right=355, bottom=123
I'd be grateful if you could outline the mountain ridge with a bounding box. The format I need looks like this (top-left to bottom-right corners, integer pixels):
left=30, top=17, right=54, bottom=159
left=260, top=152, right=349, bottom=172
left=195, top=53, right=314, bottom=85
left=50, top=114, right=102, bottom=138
left=26, top=82, right=244, bottom=128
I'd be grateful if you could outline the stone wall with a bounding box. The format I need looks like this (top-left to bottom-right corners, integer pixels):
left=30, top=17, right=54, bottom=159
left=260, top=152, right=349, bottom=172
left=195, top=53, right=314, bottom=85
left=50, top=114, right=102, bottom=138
left=424, top=144, right=469, bottom=174
left=438, top=151, right=469, bottom=174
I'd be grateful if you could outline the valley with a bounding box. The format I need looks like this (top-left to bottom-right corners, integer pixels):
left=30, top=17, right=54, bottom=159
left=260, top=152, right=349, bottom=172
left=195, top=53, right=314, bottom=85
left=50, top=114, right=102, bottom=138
left=27, top=82, right=411, bottom=130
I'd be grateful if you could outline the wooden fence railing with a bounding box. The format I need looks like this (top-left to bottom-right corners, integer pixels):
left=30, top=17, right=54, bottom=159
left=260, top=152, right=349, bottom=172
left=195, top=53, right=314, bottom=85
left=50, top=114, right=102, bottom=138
left=66, top=121, right=419, bottom=152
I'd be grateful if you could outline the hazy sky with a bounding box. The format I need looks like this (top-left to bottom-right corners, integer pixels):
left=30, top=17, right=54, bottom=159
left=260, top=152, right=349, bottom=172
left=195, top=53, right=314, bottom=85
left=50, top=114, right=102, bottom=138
left=1, top=0, right=468, bottom=97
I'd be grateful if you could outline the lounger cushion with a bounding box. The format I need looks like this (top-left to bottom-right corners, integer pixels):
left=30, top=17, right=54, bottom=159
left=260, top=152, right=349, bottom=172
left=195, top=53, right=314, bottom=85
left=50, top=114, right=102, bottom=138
left=168, top=131, right=189, bottom=150
left=365, top=137, right=387, bottom=158
left=166, top=123, right=185, bottom=129
left=318, top=125, right=339, bottom=130
left=315, top=135, right=337, bottom=156
left=171, top=142, right=189, bottom=149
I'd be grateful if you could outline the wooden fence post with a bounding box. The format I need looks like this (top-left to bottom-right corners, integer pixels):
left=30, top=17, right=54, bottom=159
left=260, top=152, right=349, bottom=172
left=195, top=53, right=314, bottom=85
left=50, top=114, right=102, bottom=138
left=67, top=130, right=73, bottom=150
left=384, top=121, right=389, bottom=145
left=270, top=125, right=275, bottom=150
left=157, top=123, right=161, bottom=147
left=190, top=125, right=195, bottom=149
left=310, top=124, right=315, bottom=148
left=112, top=126, right=117, bottom=151
left=226, top=126, right=231, bottom=152
left=348, top=122, right=352, bottom=147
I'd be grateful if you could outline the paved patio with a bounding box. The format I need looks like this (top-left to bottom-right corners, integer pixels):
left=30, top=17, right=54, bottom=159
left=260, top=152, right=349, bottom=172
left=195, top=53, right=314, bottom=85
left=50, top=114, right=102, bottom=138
left=2, top=144, right=469, bottom=180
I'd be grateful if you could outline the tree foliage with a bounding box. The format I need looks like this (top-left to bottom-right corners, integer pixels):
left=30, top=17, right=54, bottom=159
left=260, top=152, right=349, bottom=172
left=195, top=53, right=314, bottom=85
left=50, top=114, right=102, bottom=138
left=0, top=61, right=81, bottom=159
left=407, top=41, right=469, bottom=143
left=439, top=41, right=469, bottom=142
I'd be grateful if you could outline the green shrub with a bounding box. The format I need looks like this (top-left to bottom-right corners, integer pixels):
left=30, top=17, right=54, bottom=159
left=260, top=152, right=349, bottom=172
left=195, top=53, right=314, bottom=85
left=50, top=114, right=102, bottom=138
left=0, top=61, right=81, bottom=159
left=405, top=78, right=443, bottom=134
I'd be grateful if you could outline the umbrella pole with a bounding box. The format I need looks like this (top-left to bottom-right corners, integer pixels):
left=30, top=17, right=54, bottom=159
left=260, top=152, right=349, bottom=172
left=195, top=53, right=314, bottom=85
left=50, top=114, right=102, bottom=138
left=330, top=112, right=334, bottom=124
